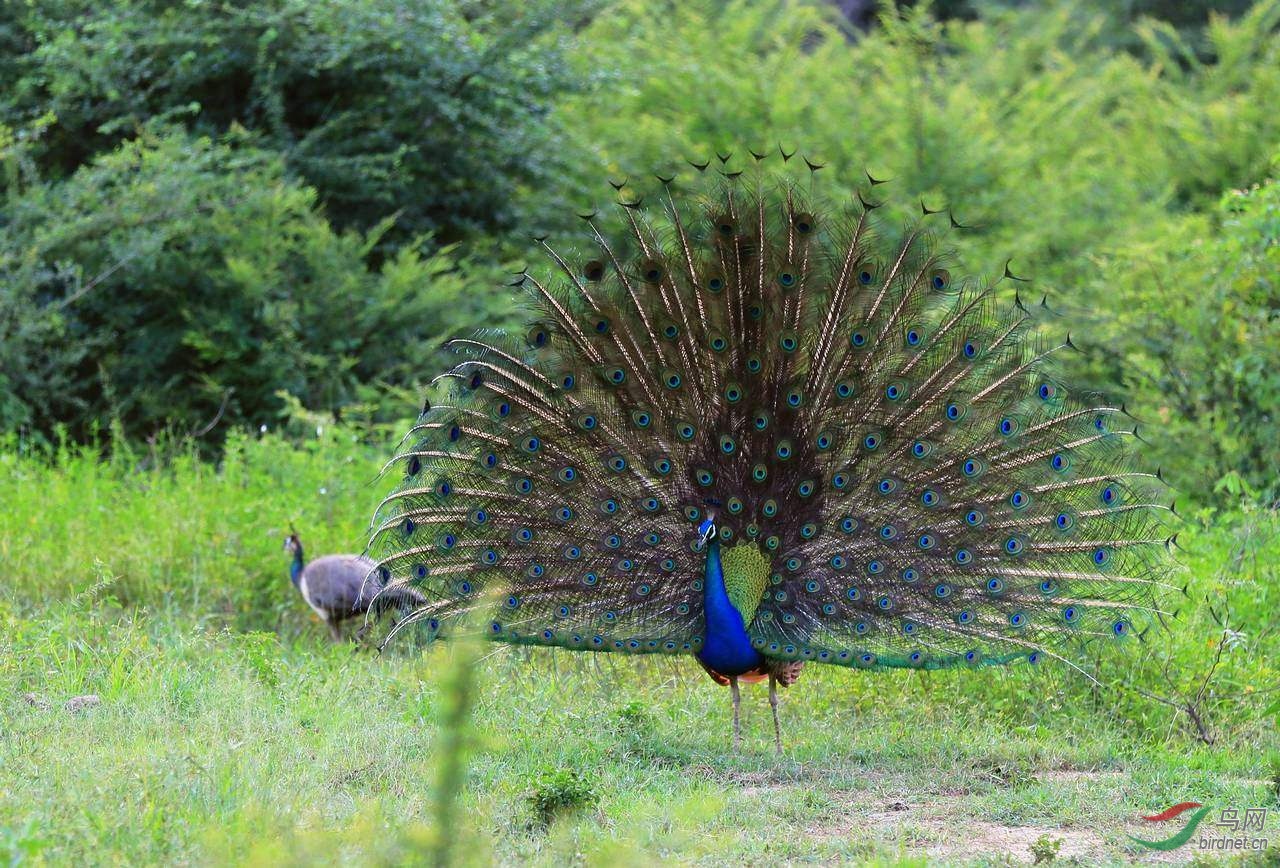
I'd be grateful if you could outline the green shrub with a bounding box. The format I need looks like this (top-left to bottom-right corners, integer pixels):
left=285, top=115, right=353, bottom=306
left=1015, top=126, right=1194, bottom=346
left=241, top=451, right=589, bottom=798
left=3, top=0, right=1280, bottom=499
left=0, top=0, right=594, bottom=243
left=0, top=125, right=511, bottom=440
left=1095, top=174, right=1280, bottom=499
left=527, top=769, right=596, bottom=828
left=1030, top=834, right=1062, bottom=864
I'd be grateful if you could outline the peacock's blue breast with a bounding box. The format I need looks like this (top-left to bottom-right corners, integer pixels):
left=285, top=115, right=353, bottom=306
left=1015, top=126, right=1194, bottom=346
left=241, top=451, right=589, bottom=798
left=697, top=541, right=764, bottom=676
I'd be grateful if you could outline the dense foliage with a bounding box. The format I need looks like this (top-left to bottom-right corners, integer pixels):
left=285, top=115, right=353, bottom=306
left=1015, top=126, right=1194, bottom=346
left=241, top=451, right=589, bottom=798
left=1, top=126, right=514, bottom=438
left=1106, top=178, right=1280, bottom=497
left=2, top=0, right=1277, bottom=500
left=0, top=0, right=592, bottom=241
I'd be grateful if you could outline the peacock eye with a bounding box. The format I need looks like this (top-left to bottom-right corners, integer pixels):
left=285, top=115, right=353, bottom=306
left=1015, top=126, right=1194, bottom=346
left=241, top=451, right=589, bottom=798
left=526, top=325, right=550, bottom=348
left=638, top=258, right=665, bottom=284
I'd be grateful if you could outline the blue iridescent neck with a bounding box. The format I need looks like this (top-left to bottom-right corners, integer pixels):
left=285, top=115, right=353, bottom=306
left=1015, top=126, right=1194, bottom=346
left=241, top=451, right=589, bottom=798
left=289, top=546, right=304, bottom=587
left=696, top=539, right=762, bottom=676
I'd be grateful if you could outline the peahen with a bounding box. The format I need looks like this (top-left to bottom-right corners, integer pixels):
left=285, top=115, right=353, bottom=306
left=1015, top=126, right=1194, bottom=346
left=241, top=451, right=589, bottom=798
left=365, top=152, right=1175, bottom=752
left=286, top=532, right=424, bottom=642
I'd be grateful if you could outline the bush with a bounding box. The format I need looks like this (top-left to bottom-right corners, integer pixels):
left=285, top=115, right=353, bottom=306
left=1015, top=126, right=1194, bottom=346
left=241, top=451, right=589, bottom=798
left=558, top=0, right=1280, bottom=261
left=0, top=0, right=594, bottom=243
left=1, top=125, right=512, bottom=441
left=527, top=769, right=596, bottom=828
left=1091, top=173, right=1280, bottom=499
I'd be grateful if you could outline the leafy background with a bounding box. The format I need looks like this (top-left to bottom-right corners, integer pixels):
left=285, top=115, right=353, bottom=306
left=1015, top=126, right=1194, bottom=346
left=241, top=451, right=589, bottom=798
left=3, top=0, right=1277, bottom=500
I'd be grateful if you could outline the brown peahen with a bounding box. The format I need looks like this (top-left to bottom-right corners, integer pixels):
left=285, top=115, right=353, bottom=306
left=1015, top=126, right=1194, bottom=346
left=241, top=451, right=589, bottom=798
left=364, top=151, right=1176, bottom=752
left=286, top=532, right=423, bottom=642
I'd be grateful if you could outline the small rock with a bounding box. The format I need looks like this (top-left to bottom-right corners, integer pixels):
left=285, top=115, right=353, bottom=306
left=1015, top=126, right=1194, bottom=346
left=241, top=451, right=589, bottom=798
left=23, top=692, right=50, bottom=710
left=64, top=694, right=101, bottom=713
left=888, top=800, right=909, bottom=811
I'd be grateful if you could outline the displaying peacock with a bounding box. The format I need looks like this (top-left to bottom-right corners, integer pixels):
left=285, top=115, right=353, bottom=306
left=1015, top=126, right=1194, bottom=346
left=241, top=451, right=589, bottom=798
left=365, top=151, right=1175, bottom=752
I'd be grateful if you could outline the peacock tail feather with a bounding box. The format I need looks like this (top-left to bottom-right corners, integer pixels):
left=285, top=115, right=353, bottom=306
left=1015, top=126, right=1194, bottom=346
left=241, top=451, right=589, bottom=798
left=365, top=152, right=1176, bottom=678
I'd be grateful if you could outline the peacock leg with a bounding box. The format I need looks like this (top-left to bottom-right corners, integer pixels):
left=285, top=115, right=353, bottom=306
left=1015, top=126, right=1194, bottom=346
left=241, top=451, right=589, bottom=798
left=730, top=676, right=741, bottom=753
left=327, top=619, right=342, bottom=642
left=768, top=673, right=782, bottom=756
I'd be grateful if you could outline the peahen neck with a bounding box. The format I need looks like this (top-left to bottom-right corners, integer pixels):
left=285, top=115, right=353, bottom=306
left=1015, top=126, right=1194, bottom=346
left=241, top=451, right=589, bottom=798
left=289, top=545, right=305, bottom=587
left=696, top=539, right=764, bottom=677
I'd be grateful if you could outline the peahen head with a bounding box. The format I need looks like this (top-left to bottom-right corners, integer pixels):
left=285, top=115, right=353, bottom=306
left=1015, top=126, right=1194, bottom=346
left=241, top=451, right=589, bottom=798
left=284, top=533, right=304, bottom=587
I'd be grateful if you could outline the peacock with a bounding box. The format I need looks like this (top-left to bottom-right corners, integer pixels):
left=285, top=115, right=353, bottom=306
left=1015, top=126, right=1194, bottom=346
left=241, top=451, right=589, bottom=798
left=365, top=151, right=1175, bottom=752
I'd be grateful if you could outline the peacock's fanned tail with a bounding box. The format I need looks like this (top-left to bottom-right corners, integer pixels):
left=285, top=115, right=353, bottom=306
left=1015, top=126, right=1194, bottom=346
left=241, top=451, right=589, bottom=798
left=366, top=154, right=1176, bottom=675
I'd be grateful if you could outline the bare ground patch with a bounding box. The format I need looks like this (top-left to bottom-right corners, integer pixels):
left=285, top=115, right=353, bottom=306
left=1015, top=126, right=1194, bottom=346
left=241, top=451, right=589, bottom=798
left=806, top=798, right=1190, bottom=865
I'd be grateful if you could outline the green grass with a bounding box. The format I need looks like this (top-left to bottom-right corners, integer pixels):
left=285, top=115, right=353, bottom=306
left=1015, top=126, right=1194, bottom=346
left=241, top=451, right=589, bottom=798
left=2, top=430, right=1278, bottom=865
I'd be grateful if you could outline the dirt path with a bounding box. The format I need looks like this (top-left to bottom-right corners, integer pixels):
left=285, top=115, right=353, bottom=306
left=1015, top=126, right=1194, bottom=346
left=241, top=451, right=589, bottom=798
left=801, top=771, right=1194, bottom=865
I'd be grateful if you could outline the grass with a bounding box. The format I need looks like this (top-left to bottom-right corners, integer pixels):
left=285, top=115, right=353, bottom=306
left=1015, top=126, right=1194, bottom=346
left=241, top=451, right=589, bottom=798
left=2, top=429, right=1279, bottom=865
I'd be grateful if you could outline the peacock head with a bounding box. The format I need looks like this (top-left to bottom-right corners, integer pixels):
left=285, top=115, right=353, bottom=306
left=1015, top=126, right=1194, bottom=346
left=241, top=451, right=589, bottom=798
left=697, top=516, right=718, bottom=548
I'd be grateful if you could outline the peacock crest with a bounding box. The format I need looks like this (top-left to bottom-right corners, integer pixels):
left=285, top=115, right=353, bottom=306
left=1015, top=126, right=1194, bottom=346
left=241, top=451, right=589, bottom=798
left=366, top=150, right=1176, bottom=738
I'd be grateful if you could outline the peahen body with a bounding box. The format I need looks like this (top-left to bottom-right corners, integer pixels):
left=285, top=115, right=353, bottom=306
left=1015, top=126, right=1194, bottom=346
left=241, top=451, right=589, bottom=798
left=286, top=533, right=423, bottom=641
left=366, top=153, right=1174, bottom=751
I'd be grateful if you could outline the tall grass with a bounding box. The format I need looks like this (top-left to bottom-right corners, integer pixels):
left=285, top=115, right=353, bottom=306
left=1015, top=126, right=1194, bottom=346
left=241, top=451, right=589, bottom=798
left=0, top=426, right=391, bottom=631
left=3, top=428, right=1277, bottom=734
